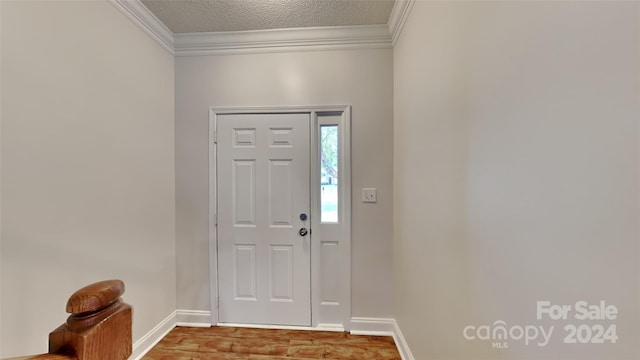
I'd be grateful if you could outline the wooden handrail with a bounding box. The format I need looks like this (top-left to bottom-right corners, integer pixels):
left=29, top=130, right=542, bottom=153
left=3, top=280, right=132, bottom=360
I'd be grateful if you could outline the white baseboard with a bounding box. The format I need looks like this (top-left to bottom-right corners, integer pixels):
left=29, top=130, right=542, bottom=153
left=349, top=317, right=414, bottom=360
left=217, top=322, right=344, bottom=332
left=392, top=320, right=415, bottom=360
left=350, top=317, right=395, bottom=335
left=316, top=323, right=345, bottom=332
left=129, top=311, right=176, bottom=360
left=128, top=312, right=415, bottom=360
left=175, top=309, right=212, bottom=327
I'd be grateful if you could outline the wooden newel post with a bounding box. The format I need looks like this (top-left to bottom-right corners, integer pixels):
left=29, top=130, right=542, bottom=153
left=48, top=280, right=132, bottom=360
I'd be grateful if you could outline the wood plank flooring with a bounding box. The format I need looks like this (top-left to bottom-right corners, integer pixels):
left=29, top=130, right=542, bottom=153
left=143, top=326, right=402, bottom=360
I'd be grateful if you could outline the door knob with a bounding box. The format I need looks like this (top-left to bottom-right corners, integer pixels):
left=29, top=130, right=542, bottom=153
left=299, top=228, right=308, bottom=236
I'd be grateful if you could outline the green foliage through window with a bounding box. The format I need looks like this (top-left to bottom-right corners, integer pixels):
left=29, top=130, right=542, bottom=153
left=320, top=126, right=338, bottom=183
left=320, top=125, right=338, bottom=222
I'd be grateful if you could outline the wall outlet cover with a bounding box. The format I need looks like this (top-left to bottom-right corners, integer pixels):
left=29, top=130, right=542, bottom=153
left=362, top=188, right=377, bottom=203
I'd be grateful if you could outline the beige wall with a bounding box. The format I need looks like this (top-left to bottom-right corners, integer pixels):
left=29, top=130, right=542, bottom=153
left=394, top=2, right=639, bottom=359
left=0, top=1, right=175, bottom=357
left=175, top=49, right=394, bottom=318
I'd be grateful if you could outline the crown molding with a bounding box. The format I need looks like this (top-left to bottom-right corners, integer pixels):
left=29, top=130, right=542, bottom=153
left=107, top=0, right=174, bottom=54
left=388, top=0, right=415, bottom=46
left=173, top=24, right=392, bottom=56
left=108, top=0, right=408, bottom=56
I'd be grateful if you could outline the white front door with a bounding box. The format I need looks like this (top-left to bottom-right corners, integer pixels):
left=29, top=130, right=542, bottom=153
left=217, top=113, right=311, bottom=326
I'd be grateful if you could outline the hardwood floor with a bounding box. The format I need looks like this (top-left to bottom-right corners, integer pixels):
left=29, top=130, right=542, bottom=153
left=143, top=326, right=402, bottom=359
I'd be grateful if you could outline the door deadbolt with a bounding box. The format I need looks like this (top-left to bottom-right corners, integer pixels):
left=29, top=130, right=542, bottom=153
left=299, top=213, right=308, bottom=221
left=299, top=227, right=308, bottom=236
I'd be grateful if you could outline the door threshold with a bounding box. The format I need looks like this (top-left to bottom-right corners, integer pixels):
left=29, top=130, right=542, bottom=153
left=215, top=322, right=345, bottom=332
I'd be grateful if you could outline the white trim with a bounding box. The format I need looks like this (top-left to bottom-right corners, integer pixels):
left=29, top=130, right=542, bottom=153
left=129, top=311, right=176, bottom=360
left=393, top=320, right=416, bottom=360
left=175, top=310, right=212, bottom=327
left=316, top=323, right=346, bottom=332
left=209, top=105, right=352, bottom=330
left=107, top=0, right=174, bottom=54
left=174, top=25, right=391, bottom=56
left=0, top=0, right=3, bottom=339
left=339, top=108, right=352, bottom=330
left=109, top=0, right=411, bottom=56
left=348, top=318, right=416, bottom=360
left=350, top=317, right=395, bottom=335
left=210, top=105, right=351, bottom=114
left=208, top=108, right=219, bottom=327
left=387, top=0, right=416, bottom=46
left=217, top=323, right=345, bottom=332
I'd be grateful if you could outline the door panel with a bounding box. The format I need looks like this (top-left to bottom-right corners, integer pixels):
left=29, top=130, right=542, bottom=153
left=217, top=113, right=311, bottom=326
left=234, top=245, right=257, bottom=300
left=232, top=160, right=256, bottom=225
left=270, top=245, right=293, bottom=301
left=269, top=160, right=293, bottom=226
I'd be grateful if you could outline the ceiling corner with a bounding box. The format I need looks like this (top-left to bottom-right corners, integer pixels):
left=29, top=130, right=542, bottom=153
left=107, top=0, right=176, bottom=54
left=388, top=0, right=415, bottom=46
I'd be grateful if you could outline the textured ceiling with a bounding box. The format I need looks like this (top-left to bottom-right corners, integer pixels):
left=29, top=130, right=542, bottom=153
left=141, top=0, right=395, bottom=33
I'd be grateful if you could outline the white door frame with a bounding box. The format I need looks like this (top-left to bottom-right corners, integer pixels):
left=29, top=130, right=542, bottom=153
left=209, top=105, right=352, bottom=330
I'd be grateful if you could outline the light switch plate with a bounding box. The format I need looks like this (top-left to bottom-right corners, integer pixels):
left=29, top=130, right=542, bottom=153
left=362, top=188, right=377, bottom=203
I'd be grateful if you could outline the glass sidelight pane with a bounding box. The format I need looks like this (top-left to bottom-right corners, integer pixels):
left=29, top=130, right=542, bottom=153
left=320, top=125, right=338, bottom=223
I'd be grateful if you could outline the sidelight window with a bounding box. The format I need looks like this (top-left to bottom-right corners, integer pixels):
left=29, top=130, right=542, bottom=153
left=320, top=125, right=338, bottom=223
